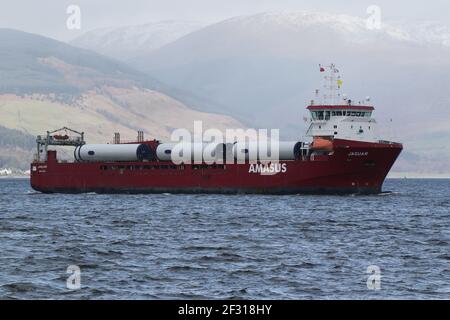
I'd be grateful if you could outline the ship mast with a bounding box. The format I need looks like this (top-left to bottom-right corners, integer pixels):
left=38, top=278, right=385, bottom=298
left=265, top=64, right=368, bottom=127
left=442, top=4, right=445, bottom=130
left=319, top=63, right=343, bottom=105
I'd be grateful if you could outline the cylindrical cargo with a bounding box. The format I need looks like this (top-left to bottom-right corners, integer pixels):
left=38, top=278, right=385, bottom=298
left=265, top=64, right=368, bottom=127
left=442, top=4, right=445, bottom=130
left=156, top=143, right=177, bottom=161
left=223, top=143, right=235, bottom=163
left=156, top=142, right=225, bottom=163
left=233, top=141, right=302, bottom=161
left=74, top=144, right=155, bottom=162
left=233, top=141, right=258, bottom=161
left=279, top=141, right=302, bottom=160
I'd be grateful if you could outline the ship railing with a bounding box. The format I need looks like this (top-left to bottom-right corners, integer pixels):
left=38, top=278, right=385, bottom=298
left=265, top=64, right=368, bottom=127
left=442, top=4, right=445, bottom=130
left=110, top=139, right=140, bottom=144
left=378, top=140, right=400, bottom=145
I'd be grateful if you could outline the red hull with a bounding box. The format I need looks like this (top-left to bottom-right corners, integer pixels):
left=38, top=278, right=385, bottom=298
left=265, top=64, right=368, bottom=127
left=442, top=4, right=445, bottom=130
left=30, top=139, right=402, bottom=195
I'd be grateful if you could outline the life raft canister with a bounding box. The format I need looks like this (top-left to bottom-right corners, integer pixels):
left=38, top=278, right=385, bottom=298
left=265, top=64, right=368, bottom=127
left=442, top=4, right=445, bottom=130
left=311, top=137, right=333, bottom=151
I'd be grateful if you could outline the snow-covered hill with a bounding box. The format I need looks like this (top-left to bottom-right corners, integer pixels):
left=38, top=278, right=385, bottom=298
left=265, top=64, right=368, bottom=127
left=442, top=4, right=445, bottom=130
left=394, top=20, right=450, bottom=48
left=220, top=11, right=450, bottom=47
left=71, top=20, right=205, bottom=61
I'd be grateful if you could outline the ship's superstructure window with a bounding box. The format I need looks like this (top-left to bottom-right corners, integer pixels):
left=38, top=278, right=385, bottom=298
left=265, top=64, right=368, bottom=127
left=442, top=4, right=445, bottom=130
left=316, top=111, right=324, bottom=120
left=312, top=110, right=371, bottom=119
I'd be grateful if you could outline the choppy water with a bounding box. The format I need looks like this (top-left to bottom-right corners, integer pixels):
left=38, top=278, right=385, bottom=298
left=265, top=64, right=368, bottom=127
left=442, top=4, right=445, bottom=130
left=0, top=178, right=449, bottom=299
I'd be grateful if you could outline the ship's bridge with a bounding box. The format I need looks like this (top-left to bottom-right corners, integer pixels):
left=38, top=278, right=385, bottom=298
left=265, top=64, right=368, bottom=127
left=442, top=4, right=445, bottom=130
left=308, top=104, right=374, bottom=120
left=305, top=103, right=379, bottom=143
left=304, top=63, right=382, bottom=143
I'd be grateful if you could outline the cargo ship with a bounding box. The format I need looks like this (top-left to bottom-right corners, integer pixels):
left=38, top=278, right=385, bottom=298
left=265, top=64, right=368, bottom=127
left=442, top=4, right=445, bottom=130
left=30, top=65, right=402, bottom=194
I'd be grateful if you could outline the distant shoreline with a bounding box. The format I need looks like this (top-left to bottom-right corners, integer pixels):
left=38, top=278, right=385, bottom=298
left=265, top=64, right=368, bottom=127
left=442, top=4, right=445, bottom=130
left=0, top=175, right=30, bottom=179
left=387, top=173, right=450, bottom=179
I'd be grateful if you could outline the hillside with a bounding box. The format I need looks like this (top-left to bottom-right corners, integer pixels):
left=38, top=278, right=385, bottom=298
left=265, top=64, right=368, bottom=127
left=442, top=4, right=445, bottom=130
left=0, top=28, right=165, bottom=94
left=0, top=29, right=243, bottom=170
left=0, top=125, right=35, bottom=170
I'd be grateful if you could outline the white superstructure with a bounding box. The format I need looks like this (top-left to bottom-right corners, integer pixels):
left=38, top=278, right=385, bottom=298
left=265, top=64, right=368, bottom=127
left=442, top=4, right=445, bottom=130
left=305, top=64, right=380, bottom=143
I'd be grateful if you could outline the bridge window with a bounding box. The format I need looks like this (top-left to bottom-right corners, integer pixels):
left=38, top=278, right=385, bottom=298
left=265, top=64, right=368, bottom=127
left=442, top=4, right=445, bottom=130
left=317, top=111, right=324, bottom=120
left=311, top=111, right=323, bottom=120
left=313, top=109, right=371, bottom=119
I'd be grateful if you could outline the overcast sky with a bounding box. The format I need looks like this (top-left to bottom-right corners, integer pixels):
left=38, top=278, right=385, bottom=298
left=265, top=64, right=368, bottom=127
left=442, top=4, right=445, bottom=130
left=1, top=0, right=449, bottom=41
